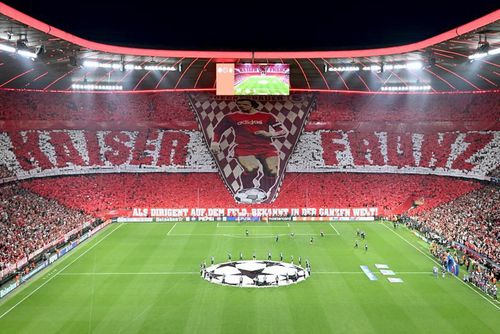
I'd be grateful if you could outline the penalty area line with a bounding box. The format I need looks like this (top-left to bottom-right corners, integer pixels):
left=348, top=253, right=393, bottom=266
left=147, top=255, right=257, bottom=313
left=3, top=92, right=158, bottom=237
left=329, top=223, right=340, bottom=235
left=167, top=223, right=177, bottom=236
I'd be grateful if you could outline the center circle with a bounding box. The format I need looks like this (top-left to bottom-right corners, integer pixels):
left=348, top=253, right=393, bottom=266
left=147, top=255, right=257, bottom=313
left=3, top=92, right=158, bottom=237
left=201, top=260, right=310, bottom=288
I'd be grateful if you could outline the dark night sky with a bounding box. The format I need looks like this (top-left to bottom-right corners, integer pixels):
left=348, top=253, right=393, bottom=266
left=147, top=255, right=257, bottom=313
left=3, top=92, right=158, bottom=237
left=3, top=0, right=499, bottom=51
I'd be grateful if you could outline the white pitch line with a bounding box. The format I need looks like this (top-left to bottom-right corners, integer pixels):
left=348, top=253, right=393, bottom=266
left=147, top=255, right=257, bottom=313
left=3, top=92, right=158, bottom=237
left=216, top=225, right=290, bottom=228
left=58, top=272, right=198, bottom=276
left=314, top=272, right=365, bottom=274
left=0, top=223, right=123, bottom=320
left=166, top=233, right=337, bottom=238
left=216, top=225, right=243, bottom=227
left=293, top=222, right=380, bottom=224
left=314, top=271, right=431, bottom=275
left=329, top=223, right=340, bottom=235
left=56, top=271, right=432, bottom=276
left=166, top=223, right=177, bottom=236
left=380, top=222, right=500, bottom=310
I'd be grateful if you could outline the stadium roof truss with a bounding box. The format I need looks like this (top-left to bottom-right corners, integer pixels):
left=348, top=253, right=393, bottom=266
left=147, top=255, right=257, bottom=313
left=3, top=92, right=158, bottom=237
left=0, top=3, right=499, bottom=93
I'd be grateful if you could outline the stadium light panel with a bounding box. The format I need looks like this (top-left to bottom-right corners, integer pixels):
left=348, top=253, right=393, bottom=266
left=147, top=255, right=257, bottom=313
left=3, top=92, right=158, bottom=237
left=124, top=64, right=143, bottom=70
left=71, top=83, right=123, bottom=91
left=83, top=60, right=176, bottom=72
left=144, top=65, right=176, bottom=71
left=17, top=49, right=37, bottom=58
left=469, top=48, right=500, bottom=60
left=381, top=85, right=431, bottom=91
left=488, top=48, right=500, bottom=56
left=0, top=42, right=37, bottom=59
left=0, top=31, right=14, bottom=40
left=362, top=65, right=382, bottom=71
left=405, top=61, right=423, bottom=69
left=362, top=62, right=422, bottom=71
left=328, top=66, right=360, bottom=72
left=0, top=43, right=16, bottom=53
left=82, top=60, right=100, bottom=68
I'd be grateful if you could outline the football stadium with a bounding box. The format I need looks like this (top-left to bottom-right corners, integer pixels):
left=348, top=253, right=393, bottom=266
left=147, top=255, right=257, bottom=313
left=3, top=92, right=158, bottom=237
left=0, top=2, right=499, bottom=333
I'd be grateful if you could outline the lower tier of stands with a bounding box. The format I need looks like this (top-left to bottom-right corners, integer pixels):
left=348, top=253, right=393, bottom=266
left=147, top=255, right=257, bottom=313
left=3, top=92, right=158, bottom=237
left=20, top=173, right=481, bottom=216
left=413, top=185, right=499, bottom=265
left=2, top=172, right=497, bottom=276
left=0, top=184, right=94, bottom=271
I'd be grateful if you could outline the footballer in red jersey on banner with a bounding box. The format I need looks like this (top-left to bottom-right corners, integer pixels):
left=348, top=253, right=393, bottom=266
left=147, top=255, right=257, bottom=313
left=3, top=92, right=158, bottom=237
left=210, top=99, right=288, bottom=203
left=189, top=93, right=315, bottom=204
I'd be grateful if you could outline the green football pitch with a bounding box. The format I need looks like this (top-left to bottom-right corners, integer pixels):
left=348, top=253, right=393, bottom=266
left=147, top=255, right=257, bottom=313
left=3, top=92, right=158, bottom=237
left=235, top=76, right=289, bottom=95
left=0, top=221, right=498, bottom=333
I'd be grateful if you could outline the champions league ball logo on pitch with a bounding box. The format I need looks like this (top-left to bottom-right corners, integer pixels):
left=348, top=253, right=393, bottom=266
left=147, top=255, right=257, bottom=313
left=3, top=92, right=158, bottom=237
left=201, top=260, right=310, bottom=288
left=234, top=188, right=268, bottom=204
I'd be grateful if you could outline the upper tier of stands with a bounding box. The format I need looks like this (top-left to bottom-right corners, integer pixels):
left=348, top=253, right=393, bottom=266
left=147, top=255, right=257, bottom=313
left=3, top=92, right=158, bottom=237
left=0, top=91, right=498, bottom=126
left=314, top=92, right=500, bottom=122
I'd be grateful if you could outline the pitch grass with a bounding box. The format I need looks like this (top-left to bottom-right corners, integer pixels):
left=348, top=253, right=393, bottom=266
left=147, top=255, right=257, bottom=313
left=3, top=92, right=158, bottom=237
left=0, top=221, right=498, bottom=333
left=235, top=76, right=289, bottom=95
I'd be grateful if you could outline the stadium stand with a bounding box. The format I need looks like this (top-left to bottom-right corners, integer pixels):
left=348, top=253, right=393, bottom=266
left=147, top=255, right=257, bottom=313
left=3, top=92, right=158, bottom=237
left=19, top=173, right=481, bottom=217
left=0, top=183, right=94, bottom=271
left=0, top=91, right=196, bottom=129
left=1, top=91, right=499, bottom=126
left=314, top=92, right=500, bottom=123
left=0, top=91, right=498, bottom=277
left=427, top=241, right=498, bottom=298
left=413, top=185, right=499, bottom=264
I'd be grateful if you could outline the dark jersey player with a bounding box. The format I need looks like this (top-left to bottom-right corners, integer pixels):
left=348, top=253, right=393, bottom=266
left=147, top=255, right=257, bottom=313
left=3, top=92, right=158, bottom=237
left=210, top=99, right=288, bottom=199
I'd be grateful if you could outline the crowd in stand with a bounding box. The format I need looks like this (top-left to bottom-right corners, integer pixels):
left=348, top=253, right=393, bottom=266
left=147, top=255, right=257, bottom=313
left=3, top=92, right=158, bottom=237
left=468, top=268, right=498, bottom=299
left=0, top=165, right=14, bottom=180
left=428, top=241, right=497, bottom=299
left=0, top=90, right=498, bottom=295
left=314, top=92, right=500, bottom=122
left=20, top=173, right=481, bottom=217
left=413, top=185, right=499, bottom=265
left=489, top=167, right=500, bottom=178
left=0, top=91, right=193, bottom=123
left=2, top=172, right=496, bottom=293
left=1, top=91, right=498, bottom=124
left=0, top=184, right=93, bottom=271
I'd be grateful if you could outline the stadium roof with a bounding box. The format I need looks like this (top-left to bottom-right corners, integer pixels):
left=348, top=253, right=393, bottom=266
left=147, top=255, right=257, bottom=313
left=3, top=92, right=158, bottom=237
left=0, top=2, right=499, bottom=92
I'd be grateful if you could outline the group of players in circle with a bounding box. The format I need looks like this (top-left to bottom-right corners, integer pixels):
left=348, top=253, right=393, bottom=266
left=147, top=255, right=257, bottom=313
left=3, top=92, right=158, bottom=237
left=200, top=225, right=373, bottom=282
left=200, top=253, right=312, bottom=276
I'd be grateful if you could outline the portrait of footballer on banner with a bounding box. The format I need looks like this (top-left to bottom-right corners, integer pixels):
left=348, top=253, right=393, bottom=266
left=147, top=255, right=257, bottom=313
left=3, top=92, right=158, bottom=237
left=210, top=98, right=288, bottom=203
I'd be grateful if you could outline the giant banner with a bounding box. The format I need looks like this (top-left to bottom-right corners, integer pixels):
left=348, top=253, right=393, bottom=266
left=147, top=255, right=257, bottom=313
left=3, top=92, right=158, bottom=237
left=0, top=129, right=498, bottom=183
left=188, top=94, right=315, bottom=204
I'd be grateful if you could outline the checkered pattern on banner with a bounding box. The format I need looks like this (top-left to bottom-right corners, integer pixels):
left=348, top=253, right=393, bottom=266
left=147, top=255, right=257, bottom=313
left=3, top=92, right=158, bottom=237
left=188, top=93, right=316, bottom=203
